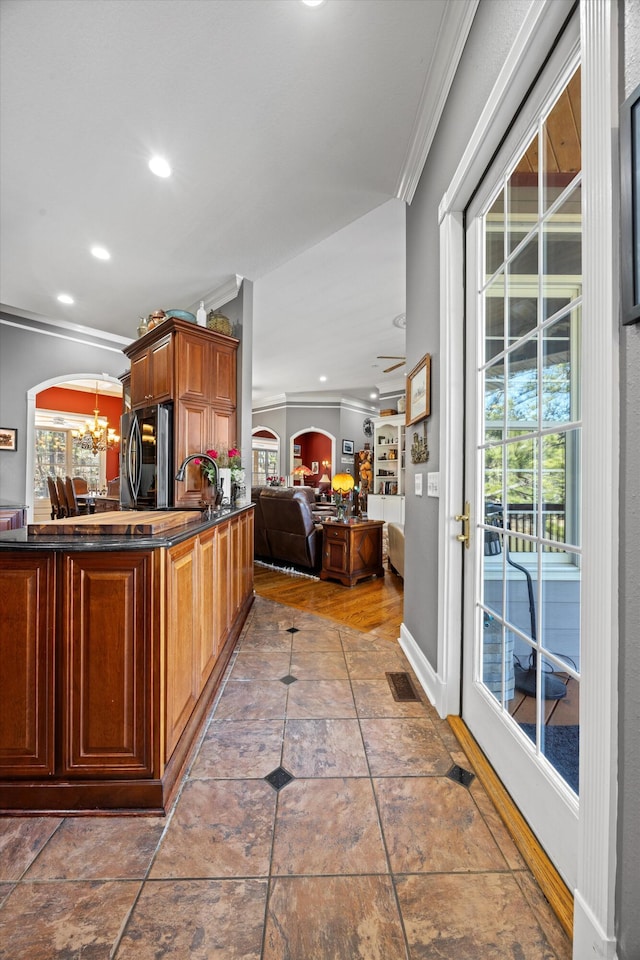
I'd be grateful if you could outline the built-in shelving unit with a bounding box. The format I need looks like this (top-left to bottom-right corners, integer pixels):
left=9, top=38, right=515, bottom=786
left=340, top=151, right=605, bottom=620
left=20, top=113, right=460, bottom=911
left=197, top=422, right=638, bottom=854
left=367, top=414, right=406, bottom=524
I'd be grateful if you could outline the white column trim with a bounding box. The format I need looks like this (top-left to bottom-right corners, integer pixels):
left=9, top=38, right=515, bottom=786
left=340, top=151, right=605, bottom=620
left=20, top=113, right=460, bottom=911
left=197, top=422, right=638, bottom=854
left=436, top=212, right=465, bottom=718
left=572, top=1, right=619, bottom=957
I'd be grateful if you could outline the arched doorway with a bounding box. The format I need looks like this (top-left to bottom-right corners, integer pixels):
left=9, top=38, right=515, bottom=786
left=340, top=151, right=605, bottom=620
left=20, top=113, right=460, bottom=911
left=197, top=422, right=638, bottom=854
left=290, top=428, right=336, bottom=492
left=28, top=374, right=122, bottom=521
left=252, top=426, right=280, bottom=487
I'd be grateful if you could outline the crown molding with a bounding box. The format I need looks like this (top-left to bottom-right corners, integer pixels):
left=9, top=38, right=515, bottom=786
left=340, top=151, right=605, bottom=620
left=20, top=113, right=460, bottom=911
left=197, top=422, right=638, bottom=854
left=188, top=275, right=243, bottom=316
left=1, top=306, right=132, bottom=352
left=395, top=0, right=480, bottom=204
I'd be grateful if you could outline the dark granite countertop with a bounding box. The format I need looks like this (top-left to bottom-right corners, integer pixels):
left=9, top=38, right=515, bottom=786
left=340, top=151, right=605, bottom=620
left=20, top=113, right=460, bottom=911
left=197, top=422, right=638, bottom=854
left=0, top=504, right=253, bottom=552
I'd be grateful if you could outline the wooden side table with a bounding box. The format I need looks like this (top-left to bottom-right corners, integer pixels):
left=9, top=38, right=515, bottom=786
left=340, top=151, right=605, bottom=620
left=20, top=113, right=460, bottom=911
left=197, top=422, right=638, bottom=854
left=320, top=518, right=385, bottom=587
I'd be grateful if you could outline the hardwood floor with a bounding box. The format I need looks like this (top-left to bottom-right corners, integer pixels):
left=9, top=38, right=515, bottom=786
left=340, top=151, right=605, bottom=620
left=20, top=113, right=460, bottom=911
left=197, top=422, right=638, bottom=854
left=253, top=561, right=403, bottom=642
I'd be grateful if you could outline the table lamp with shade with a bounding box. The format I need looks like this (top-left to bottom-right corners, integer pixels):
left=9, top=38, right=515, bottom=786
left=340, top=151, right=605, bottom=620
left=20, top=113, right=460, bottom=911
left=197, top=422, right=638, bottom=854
left=332, top=472, right=355, bottom=521
left=293, top=464, right=312, bottom=486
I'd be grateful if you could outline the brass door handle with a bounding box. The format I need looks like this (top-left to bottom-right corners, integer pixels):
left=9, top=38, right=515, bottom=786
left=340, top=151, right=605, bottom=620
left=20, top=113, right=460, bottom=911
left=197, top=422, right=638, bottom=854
left=455, top=501, right=470, bottom=549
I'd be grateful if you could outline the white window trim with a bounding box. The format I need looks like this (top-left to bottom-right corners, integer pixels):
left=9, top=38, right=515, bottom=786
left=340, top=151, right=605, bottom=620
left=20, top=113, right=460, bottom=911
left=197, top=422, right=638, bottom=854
left=434, top=2, right=618, bottom=957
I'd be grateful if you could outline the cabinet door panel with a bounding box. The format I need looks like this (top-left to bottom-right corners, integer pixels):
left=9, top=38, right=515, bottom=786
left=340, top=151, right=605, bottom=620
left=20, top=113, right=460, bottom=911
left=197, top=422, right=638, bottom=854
left=0, top=555, right=54, bottom=776
left=198, top=528, right=219, bottom=683
left=211, top=409, right=236, bottom=453
left=212, top=342, right=237, bottom=405
left=61, top=553, right=153, bottom=777
left=150, top=336, right=173, bottom=402
left=130, top=352, right=150, bottom=408
left=216, top=523, right=232, bottom=646
left=174, top=401, right=211, bottom=507
left=177, top=335, right=209, bottom=402
left=165, top=540, right=200, bottom=759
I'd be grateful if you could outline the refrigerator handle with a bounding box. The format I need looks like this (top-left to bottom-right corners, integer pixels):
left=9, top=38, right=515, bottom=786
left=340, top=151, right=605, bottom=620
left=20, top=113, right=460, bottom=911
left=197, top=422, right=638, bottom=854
left=128, top=415, right=142, bottom=506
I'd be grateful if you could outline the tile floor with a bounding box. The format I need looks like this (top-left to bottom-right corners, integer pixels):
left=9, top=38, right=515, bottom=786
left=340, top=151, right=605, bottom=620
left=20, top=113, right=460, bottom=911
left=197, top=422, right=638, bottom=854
left=0, top=596, right=573, bottom=959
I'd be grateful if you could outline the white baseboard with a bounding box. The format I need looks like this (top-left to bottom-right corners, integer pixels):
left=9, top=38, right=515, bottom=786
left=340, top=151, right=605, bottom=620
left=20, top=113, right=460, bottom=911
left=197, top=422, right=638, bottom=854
left=572, top=891, right=618, bottom=960
left=398, top=623, right=448, bottom=718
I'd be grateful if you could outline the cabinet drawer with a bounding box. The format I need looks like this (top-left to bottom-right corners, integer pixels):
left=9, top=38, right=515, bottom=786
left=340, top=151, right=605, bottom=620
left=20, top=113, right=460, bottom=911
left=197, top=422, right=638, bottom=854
left=325, top=525, right=348, bottom=542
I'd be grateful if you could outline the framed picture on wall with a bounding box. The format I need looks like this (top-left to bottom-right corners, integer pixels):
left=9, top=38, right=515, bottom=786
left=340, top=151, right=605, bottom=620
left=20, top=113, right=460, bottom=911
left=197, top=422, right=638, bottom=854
left=311, top=461, right=319, bottom=474
left=406, top=354, right=431, bottom=425
left=293, top=443, right=302, bottom=455
left=621, top=80, right=640, bottom=324
left=0, top=427, right=17, bottom=451
left=342, top=439, right=354, bottom=455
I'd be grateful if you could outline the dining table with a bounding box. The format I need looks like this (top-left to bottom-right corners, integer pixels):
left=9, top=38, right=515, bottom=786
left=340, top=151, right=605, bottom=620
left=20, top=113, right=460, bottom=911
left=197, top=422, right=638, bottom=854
left=76, top=494, right=121, bottom=514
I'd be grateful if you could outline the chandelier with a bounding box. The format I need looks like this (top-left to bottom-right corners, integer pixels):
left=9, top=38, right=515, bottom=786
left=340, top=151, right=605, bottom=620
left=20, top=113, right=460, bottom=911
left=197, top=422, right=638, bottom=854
left=72, top=384, right=120, bottom=455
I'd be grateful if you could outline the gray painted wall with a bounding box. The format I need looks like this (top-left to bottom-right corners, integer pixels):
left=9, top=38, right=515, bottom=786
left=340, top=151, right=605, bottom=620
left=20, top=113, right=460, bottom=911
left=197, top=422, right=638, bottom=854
left=0, top=315, right=129, bottom=506
left=617, top=4, right=640, bottom=956
left=404, top=0, right=531, bottom=665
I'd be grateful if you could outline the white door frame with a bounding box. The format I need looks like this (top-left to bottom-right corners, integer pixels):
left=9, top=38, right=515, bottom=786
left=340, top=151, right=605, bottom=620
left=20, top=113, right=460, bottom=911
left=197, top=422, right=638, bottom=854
left=434, top=2, right=618, bottom=957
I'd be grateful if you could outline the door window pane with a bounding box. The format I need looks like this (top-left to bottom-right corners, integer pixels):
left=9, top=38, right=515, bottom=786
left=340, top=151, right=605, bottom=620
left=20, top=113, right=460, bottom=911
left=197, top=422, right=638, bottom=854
left=479, top=66, right=581, bottom=795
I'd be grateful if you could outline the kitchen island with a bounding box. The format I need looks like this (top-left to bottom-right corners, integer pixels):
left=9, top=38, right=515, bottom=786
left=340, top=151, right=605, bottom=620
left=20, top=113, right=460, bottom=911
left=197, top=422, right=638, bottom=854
left=0, top=505, right=254, bottom=814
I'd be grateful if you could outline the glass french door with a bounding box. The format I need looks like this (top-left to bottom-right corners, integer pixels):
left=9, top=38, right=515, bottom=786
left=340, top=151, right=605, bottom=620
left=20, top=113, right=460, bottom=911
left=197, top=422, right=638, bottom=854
left=462, top=57, right=582, bottom=887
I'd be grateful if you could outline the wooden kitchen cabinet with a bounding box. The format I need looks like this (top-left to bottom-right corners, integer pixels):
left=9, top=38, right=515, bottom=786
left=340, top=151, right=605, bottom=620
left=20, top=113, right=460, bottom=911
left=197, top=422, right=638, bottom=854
left=60, top=551, right=155, bottom=777
left=124, top=318, right=239, bottom=507
left=0, top=554, right=55, bottom=777
left=0, top=507, right=254, bottom=812
left=129, top=332, right=174, bottom=407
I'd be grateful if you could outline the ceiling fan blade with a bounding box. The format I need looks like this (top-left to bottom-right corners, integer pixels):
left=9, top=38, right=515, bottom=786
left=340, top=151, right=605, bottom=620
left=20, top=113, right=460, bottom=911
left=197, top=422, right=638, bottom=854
left=383, top=361, right=406, bottom=373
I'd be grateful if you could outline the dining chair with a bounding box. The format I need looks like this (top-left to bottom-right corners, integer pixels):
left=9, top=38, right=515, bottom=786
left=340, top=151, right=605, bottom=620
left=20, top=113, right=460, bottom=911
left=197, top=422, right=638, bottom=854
left=47, top=476, right=61, bottom=519
left=65, top=476, right=88, bottom=516
left=55, top=476, right=69, bottom=518
left=72, top=476, right=88, bottom=494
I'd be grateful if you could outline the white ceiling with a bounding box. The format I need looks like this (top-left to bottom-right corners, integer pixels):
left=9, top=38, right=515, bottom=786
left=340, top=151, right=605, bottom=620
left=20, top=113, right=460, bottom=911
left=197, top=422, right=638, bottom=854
left=0, top=0, right=476, bottom=405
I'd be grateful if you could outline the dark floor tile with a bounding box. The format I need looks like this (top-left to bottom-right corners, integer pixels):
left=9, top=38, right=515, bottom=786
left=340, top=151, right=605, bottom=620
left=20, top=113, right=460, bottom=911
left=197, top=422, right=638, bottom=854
left=0, top=817, right=63, bottom=881
left=213, top=679, right=288, bottom=720
left=360, top=717, right=453, bottom=776
left=228, top=650, right=292, bottom=680
left=0, top=882, right=14, bottom=906
left=290, top=650, right=348, bottom=680
left=0, top=879, right=139, bottom=959
left=396, top=872, right=561, bottom=959
left=115, top=878, right=267, bottom=959
left=375, top=776, right=506, bottom=873
left=271, top=778, right=387, bottom=876
left=149, top=779, right=276, bottom=879
left=285, top=679, right=357, bottom=718
left=24, top=816, right=164, bottom=880
left=283, top=718, right=368, bottom=777
left=190, top=719, right=284, bottom=779
left=263, top=875, right=407, bottom=960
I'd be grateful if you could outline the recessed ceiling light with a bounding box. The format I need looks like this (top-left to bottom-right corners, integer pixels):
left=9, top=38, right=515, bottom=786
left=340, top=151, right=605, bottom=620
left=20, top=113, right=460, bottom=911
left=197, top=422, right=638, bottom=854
left=370, top=392, right=378, bottom=399
left=319, top=375, right=327, bottom=382
left=302, top=0, right=326, bottom=6
left=90, top=245, right=110, bottom=260
left=148, top=155, right=172, bottom=178
left=57, top=293, right=74, bottom=305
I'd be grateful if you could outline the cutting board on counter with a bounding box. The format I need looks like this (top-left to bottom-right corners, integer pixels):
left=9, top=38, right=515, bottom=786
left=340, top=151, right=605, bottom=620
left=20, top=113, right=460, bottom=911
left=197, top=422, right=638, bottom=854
left=28, top=510, right=201, bottom=537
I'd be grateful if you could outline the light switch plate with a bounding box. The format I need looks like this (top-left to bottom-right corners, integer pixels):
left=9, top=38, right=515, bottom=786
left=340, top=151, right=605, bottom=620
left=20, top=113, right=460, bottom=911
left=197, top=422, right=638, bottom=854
left=415, top=473, right=423, bottom=496
left=427, top=472, right=440, bottom=497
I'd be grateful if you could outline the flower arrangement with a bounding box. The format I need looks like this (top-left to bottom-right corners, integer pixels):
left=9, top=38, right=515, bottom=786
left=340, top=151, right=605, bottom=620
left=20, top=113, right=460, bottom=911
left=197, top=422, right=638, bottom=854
left=195, top=446, right=242, bottom=483
left=267, top=475, right=286, bottom=487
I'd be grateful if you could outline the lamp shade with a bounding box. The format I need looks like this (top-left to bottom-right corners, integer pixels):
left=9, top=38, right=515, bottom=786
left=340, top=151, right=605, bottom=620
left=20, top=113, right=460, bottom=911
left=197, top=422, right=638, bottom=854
left=293, top=465, right=312, bottom=476
left=319, top=473, right=331, bottom=484
left=332, top=473, right=355, bottom=494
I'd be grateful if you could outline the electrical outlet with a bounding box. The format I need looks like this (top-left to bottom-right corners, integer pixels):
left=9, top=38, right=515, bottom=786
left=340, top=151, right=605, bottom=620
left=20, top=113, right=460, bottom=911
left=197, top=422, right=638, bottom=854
left=415, top=473, right=423, bottom=496
left=427, top=472, right=440, bottom=497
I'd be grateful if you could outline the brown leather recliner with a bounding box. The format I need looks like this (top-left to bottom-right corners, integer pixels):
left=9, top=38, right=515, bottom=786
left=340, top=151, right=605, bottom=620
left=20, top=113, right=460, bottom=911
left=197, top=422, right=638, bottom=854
left=252, top=486, right=322, bottom=570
